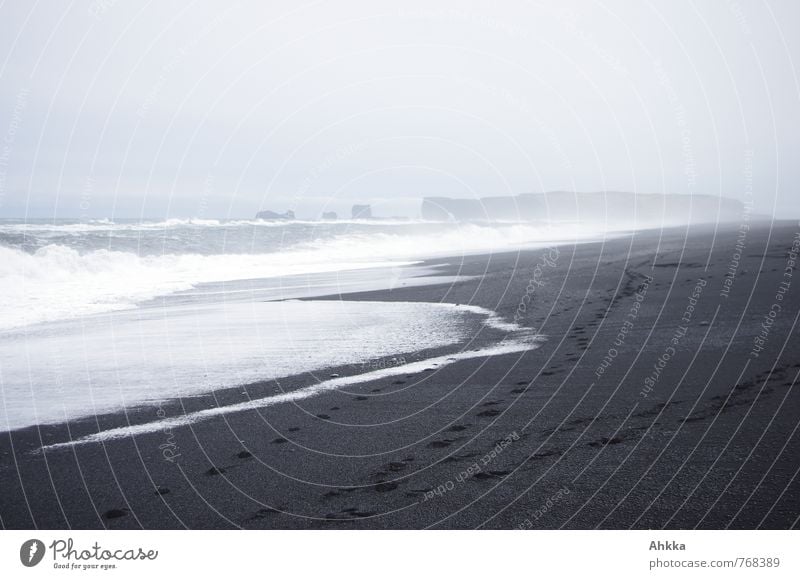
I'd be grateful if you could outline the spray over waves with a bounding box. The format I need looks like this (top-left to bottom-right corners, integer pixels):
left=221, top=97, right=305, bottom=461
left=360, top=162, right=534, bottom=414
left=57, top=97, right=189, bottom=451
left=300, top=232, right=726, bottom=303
left=0, top=220, right=613, bottom=329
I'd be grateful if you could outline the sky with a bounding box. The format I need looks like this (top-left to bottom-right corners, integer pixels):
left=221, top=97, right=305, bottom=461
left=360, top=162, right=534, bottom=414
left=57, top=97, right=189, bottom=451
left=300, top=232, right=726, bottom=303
left=0, top=0, right=798, bottom=219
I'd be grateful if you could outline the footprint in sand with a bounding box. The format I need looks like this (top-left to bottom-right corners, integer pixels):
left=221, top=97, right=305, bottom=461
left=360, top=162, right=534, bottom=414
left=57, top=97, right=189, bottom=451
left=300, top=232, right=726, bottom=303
left=237, top=450, right=253, bottom=459
left=448, top=424, right=469, bottom=432
left=206, top=466, right=226, bottom=476
left=473, top=470, right=511, bottom=480
left=324, top=510, right=375, bottom=521
left=443, top=452, right=480, bottom=463
left=323, top=488, right=359, bottom=499
left=427, top=439, right=455, bottom=448
left=288, top=427, right=301, bottom=432
left=154, top=487, right=170, bottom=496
left=244, top=507, right=279, bottom=522
left=103, top=508, right=128, bottom=519
left=354, top=396, right=368, bottom=401
left=510, top=388, right=527, bottom=394
left=272, top=437, right=289, bottom=444
left=588, top=436, right=623, bottom=448
left=374, top=481, right=399, bottom=492
left=532, top=449, right=562, bottom=460
left=316, top=413, right=331, bottom=420
left=477, top=408, right=502, bottom=417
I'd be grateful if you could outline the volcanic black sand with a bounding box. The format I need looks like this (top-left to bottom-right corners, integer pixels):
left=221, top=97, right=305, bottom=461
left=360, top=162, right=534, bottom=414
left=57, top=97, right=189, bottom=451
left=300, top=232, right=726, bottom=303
left=1, top=221, right=799, bottom=529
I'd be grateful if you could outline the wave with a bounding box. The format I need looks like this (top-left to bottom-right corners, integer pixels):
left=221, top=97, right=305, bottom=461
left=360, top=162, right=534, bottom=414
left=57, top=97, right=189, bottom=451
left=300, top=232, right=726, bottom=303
left=40, top=332, right=541, bottom=449
left=0, top=244, right=407, bottom=330
left=0, top=217, right=444, bottom=234
left=0, top=222, right=613, bottom=329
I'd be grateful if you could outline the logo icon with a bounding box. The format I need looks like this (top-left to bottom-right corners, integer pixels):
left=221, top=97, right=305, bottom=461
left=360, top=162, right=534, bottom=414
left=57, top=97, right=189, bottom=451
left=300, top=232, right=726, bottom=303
left=20, top=539, right=45, bottom=567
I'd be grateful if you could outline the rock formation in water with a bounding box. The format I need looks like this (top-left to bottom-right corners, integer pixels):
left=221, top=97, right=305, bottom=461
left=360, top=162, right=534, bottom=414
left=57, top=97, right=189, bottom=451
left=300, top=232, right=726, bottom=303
left=255, top=209, right=295, bottom=220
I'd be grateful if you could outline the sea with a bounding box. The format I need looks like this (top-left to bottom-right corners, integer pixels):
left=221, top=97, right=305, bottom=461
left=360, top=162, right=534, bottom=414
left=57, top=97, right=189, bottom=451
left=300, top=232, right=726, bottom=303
left=0, top=217, right=609, bottom=433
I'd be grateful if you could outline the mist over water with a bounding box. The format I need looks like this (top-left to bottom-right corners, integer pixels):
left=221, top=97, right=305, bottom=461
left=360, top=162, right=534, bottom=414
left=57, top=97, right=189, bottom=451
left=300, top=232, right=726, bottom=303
left=0, top=218, right=613, bottom=330
left=0, top=216, right=588, bottom=431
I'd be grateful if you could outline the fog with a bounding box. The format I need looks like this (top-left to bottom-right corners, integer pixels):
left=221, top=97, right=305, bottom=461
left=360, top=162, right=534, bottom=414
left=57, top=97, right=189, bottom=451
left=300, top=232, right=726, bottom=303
left=0, top=0, right=798, bottom=219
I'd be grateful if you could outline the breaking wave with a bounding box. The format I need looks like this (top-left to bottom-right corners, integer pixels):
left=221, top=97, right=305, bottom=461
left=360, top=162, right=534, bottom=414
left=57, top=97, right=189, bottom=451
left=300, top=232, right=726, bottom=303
left=0, top=221, right=611, bottom=329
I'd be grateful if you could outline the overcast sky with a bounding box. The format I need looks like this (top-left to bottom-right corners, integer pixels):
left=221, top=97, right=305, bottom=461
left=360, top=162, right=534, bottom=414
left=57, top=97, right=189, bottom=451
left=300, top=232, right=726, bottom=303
left=0, top=0, right=798, bottom=219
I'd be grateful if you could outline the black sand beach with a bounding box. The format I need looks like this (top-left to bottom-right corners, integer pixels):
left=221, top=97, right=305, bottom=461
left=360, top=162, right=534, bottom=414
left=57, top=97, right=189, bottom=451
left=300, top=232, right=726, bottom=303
left=1, top=221, right=799, bottom=529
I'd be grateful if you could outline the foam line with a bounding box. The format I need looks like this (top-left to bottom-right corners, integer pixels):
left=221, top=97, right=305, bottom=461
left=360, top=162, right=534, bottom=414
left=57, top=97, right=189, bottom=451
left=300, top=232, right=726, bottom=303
left=41, top=334, right=541, bottom=451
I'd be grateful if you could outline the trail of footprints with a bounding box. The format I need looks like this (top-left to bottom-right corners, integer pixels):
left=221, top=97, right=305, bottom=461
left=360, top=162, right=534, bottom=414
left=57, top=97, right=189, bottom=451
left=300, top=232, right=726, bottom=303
left=104, top=360, right=798, bottom=525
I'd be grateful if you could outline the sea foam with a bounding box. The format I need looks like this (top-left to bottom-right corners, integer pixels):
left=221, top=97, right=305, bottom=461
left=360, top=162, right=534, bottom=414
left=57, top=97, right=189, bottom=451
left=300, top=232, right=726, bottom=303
left=0, top=220, right=612, bottom=329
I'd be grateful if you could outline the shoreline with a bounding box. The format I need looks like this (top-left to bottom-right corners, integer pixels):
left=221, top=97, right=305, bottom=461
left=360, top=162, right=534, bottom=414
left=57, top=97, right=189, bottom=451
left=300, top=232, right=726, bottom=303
left=1, top=221, right=799, bottom=529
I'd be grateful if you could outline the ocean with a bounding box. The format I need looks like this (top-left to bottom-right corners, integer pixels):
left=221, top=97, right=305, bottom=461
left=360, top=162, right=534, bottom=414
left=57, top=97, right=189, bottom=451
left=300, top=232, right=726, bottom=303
left=0, top=218, right=607, bottom=432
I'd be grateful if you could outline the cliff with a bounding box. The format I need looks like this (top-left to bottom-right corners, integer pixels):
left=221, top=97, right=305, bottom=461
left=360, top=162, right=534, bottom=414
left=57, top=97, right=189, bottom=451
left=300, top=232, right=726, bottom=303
left=421, top=192, right=743, bottom=226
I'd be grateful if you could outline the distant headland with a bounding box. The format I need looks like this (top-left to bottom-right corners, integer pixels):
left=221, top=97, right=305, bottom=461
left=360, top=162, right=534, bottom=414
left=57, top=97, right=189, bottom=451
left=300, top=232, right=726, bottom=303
left=256, top=192, right=749, bottom=225
left=421, top=191, right=746, bottom=226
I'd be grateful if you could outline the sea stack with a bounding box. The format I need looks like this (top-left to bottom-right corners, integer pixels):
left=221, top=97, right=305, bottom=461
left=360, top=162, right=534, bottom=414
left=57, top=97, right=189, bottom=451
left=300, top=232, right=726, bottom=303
left=255, top=209, right=295, bottom=220
left=351, top=204, right=372, bottom=219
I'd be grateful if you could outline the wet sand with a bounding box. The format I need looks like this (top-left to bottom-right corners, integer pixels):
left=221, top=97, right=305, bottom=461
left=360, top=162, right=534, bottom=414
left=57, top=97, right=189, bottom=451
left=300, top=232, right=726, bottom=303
left=1, top=221, right=799, bottom=529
